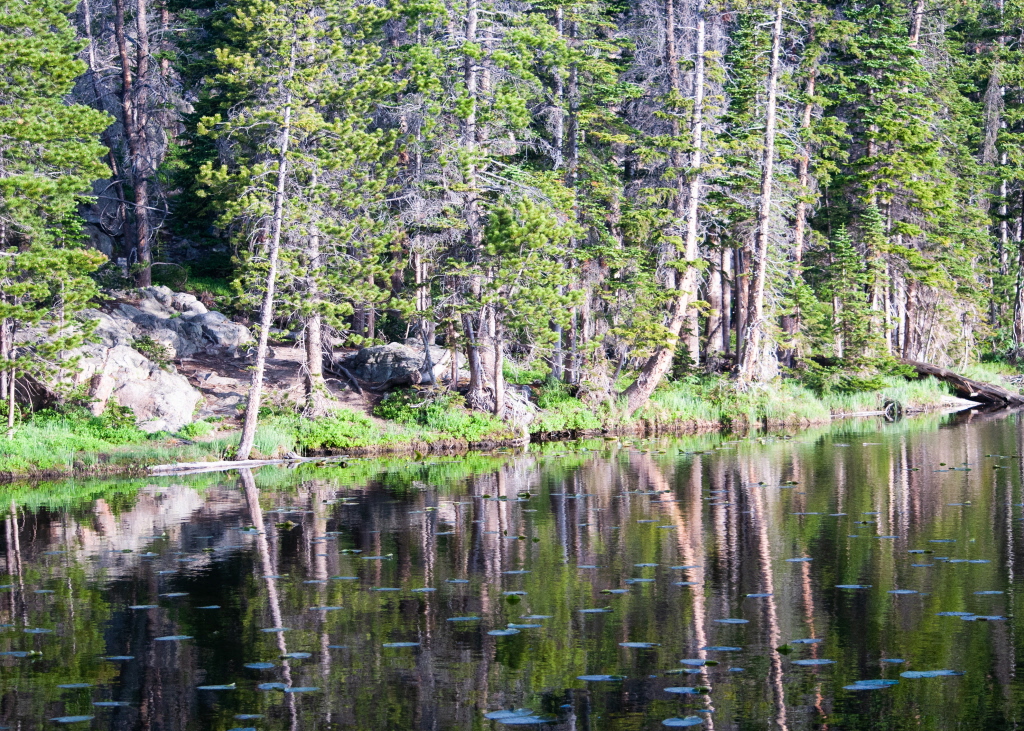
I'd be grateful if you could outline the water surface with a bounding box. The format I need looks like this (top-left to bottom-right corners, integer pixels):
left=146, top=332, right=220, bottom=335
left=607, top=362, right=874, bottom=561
left=3, top=409, right=1024, bottom=729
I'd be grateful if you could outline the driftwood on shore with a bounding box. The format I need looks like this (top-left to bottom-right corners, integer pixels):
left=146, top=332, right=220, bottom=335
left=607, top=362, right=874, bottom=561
left=149, top=455, right=348, bottom=476
left=902, top=359, right=1024, bottom=405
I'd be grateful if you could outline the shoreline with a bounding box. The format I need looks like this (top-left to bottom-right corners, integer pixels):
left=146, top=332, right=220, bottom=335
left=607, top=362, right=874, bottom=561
left=0, top=394, right=983, bottom=484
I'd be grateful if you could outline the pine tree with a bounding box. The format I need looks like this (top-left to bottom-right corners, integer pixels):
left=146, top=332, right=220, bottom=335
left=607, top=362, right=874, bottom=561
left=0, top=0, right=111, bottom=433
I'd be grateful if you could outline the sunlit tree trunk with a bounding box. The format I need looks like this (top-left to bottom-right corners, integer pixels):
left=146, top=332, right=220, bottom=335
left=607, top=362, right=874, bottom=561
left=739, top=0, right=783, bottom=381
left=621, top=9, right=704, bottom=414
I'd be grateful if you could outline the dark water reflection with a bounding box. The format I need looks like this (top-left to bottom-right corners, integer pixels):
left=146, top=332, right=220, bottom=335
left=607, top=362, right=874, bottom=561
left=3, top=409, right=1024, bottom=730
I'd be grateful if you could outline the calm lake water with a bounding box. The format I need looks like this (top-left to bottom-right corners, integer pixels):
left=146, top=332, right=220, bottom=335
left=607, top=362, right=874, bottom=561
left=3, top=409, right=1024, bottom=730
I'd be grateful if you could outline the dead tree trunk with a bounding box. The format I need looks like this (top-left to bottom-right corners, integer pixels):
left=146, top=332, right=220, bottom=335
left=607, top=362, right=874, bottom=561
left=739, top=0, right=783, bottom=381
left=621, top=9, right=705, bottom=414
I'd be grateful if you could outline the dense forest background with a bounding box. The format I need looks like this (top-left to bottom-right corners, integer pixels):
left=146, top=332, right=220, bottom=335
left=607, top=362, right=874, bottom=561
left=4, top=0, right=1024, bottom=428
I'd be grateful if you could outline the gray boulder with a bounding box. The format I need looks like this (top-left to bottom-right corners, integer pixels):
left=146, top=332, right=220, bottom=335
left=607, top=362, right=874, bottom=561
left=85, top=285, right=252, bottom=360
left=342, top=343, right=424, bottom=386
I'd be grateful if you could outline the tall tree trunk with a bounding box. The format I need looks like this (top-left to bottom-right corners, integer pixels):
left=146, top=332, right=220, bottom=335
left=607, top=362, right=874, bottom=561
left=704, top=250, right=722, bottom=361
left=303, top=226, right=330, bottom=417
left=133, top=0, right=152, bottom=285
left=237, top=75, right=294, bottom=460
left=782, top=64, right=817, bottom=364
left=462, top=0, right=490, bottom=411
left=721, top=245, right=732, bottom=355
left=736, top=245, right=748, bottom=357
left=621, top=10, right=705, bottom=415
left=739, top=0, right=783, bottom=381
left=909, top=0, right=925, bottom=47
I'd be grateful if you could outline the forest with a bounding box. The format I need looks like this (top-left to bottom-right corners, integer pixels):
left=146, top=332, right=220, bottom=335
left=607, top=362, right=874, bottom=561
left=2, top=0, right=1024, bottom=464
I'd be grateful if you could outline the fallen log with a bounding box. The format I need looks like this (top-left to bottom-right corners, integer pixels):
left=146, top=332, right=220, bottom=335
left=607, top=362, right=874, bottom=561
left=901, top=359, right=1024, bottom=406
left=149, top=455, right=349, bottom=475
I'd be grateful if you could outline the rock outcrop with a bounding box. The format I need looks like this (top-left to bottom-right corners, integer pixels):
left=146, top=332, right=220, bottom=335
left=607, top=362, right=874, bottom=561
left=340, top=342, right=457, bottom=386
left=23, top=286, right=253, bottom=433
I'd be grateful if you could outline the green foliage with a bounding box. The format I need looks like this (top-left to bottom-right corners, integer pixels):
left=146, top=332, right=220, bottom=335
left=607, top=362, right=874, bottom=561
left=373, top=390, right=511, bottom=442
left=177, top=420, right=214, bottom=439
left=132, top=336, right=173, bottom=370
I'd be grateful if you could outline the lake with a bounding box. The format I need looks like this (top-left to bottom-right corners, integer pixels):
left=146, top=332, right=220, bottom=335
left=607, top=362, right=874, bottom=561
left=2, top=408, right=1022, bottom=729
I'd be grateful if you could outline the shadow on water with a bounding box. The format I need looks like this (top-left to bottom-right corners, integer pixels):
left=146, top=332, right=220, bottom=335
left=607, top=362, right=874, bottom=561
left=2, top=409, right=1024, bottom=729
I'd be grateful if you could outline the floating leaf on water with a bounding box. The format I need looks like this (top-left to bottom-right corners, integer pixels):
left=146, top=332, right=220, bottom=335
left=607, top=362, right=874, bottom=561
left=303, top=580, right=327, bottom=585
left=244, top=662, right=275, bottom=670
left=103, top=656, right=134, bottom=661
left=508, top=623, right=542, bottom=629
left=674, top=582, right=700, bottom=587
left=792, top=659, right=836, bottom=666
left=361, top=556, right=391, bottom=560
left=602, top=589, right=629, bottom=594
left=579, top=608, right=612, bottom=614
left=35, top=590, right=55, bottom=594
left=382, top=642, right=420, bottom=648
left=901, top=670, right=964, bottom=678
left=284, top=687, right=319, bottom=693
left=577, top=565, right=598, bottom=569
left=620, top=642, right=659, bottom=648
left=881, top=659, right=905, bottom=664
left=790, top=638, right=822, bottom=645
left=845, top=679, right=899, bottom=691
left=746, top=593, right=772, bottom=598
left=0, top=651, right=30, bottom=658
left=908, top=550, right=933, bottom=554
left=160, top=593, right=188, bottom=598
left=488, top=629, right=520, bottom=636
left=485, top=709, right=542, bottom=721
left=447, top=579, right=469, bottom=584
left=888, top=590, right=918, bottom=595
left=371, top=587, right=401, bottom=592
left=836, top=585, right=872, bottom=590
left=24, top=628, right=53, bottom=634
left=50, top=717, right=94, bottom=723
left=701, top=646, right=741, bottom=652
left=729, top=667, right=745, bottom=672
left=503, top=591, right=527, bottom=595
left=128, top=605, right=159, bottom=610
left=503, top=570, right=531, bottom=575
left=962, top=615, right=1006, bottom=621
left=257, top=682, right=288, bottom=691
left=974, top=591, right=1004, bottom=595
left=578, top=675, right=626, bottom=681
left=664, top=687, right=700, bottom=694
left=786, top=558, right=812, bottom=562
left=410, top=589, right=435, bottom=593
left=671, top=566, right=701, bottom=570
left=634, top=563, right=659, bottom=567
left=936, top=611, right=974, bottom=617
left=714, top=618, right=749, bottom=624
left=625, top=579, right=654, bottom=584
left=281, top=652, right=311, bottom=659
left=154, top=635, right=192, bottom=642
left=679, top=659, right=707, bottom=666
left=57, top=684, right=92, bottom=689
left=234, top=715, right=263, bottom=720
left=448, top=616, right=480, bottom=622
left=93, top=701, right=131, bottom=706
left=521, top=615, right=553, bottom=620
left=969, top=559, right=990, bottom=564
left=331, top=576, right=358, bottom=581
left=310, top=606, right=342, bottom=611
left=929, top=540, right=955, bottom=543
left=197, top=605, right=221, bottom=610
left=662, top=718, right=703, bottom=728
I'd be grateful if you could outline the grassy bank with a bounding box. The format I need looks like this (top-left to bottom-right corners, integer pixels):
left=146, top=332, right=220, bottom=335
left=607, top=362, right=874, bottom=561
left=0, top=369, right=978, bottom=480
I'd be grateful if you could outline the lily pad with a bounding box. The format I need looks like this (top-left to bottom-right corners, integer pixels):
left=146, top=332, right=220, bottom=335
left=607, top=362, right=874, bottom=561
left=714, top=618, right=749, bottom=624
left=281, top=652, right=312, bottom=659
left=447, top=616, right=480, bottom=622
left=257, top=682, right=288, bottom=691
left=792, top=659, right=835, bottom=666
left=662, top=718, right=703, bottom=728
left=836, top=585, right=872, bottom=589
left=382, top=642, right=420, bottom=647
left=579, top=608, right=612, bottom=614
left=701, top=646, right=741, bottom=651
left=620, top=642, right=659, bottom=648
left=244, top=662, right=275, bottom=670
left=578, top=674, right=626, bottom=681
left=488, top=629, right=520, bottom=636
left=901, top=670, right=964, bottom=678
left=50, top=717, right=94, bottom=723
left=128, top=605, right=159, bottom=610
left=746, top=593, right=772, bottom=598
left=284, top=687, right=319, bottom=693
left=154, top=635, right=192, bottom=641
left=93, top=701, right=131, bottom=707
left=845, top=679, right=898, bottom=690
left=58, top=683, right=92, bottom=689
